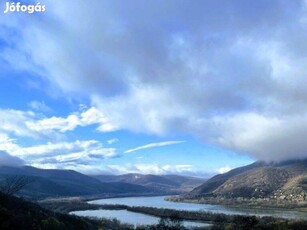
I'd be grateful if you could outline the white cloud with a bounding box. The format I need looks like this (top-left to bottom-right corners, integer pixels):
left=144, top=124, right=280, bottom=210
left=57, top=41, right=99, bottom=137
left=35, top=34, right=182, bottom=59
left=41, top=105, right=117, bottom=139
left=28, top=101, right=52, bottom=112
left=208, top=113, right=307, bottom=162
left=26, top=115, right=80, bottom=133
left=0, top=107, right=115, bottom=140
left=218, top=166, right=232, bottom=174
left=29, top=162, right=107, bottom=175
left=0, top=134, right=20, bottom=154
left=0, top=109, right=36, bottom=138
left=26, top=107, right=116, bottom=133
left=0, top=133, right=117, bottom=169
left=106, top=163, right=194, bottom=175
left=124, top=141, right=185, bottom=153
left=107, top=138, right=119, bottom=144
left=11, top=139, right=116, bottom=160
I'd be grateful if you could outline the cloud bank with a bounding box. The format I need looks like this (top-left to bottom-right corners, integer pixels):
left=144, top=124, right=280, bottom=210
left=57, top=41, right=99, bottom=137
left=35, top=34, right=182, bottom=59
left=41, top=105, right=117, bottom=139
left=106, top=163, right=194, bottom=176
left=1, top=0, right=307, bottom=161
left=0, top=107, right=115, bottom=140
left=0, top=133, right=117, bottom=171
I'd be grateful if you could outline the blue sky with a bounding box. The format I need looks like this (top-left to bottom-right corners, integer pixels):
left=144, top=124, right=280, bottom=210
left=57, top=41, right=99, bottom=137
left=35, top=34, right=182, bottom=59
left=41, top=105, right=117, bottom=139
left=0, top=0, right=307, bottom=176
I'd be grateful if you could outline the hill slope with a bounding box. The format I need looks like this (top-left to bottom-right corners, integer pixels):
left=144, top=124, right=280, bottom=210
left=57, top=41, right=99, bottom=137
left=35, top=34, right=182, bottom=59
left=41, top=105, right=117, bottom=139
left=0, top=166, right=151, bottom=198
left=0, top=192, right=102, bottom=230
left=183, top=160, right=307, bottom=207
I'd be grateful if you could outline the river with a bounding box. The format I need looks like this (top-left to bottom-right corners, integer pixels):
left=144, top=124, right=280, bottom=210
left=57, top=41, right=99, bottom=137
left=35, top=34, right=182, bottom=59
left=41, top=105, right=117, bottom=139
left=71, top=196, right=307, bottom=227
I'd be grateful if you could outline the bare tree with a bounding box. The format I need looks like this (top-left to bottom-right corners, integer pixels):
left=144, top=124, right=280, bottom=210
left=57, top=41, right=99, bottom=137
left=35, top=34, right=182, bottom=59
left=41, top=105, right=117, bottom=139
left=0, top=175, right=34, bottom=196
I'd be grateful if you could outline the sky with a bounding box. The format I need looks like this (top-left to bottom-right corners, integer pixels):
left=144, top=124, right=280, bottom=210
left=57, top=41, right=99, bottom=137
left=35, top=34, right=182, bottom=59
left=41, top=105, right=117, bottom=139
left=0, top=0, right=307, bottom=176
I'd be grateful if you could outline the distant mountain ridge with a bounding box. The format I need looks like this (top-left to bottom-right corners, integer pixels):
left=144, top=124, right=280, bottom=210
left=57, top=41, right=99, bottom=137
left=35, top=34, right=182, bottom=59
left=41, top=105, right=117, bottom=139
left=183, top=159, right=307, bottom=207
left=0, top=166, right=205, bottom=199
left=0, top=166, right=151, bottom=198
left=93, top=173, right=206, bottom=193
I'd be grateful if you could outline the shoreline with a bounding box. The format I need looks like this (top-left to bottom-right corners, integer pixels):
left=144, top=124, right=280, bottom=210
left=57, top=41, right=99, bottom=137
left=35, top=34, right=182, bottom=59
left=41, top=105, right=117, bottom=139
left=165, top=196, right=307, bottom=212
left=39, top=194, right=307, bottom=215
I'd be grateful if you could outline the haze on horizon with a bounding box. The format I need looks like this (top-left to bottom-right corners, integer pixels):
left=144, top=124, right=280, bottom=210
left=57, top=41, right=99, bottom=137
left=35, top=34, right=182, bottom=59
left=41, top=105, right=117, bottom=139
left=0, top=0, right=307, bottom=176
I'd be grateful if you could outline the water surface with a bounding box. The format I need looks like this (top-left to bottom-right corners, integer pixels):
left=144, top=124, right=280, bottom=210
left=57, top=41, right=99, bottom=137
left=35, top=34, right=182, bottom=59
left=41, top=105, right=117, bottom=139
left=89, top=196, right=307, bottom=220
left=71, top=209, right=210, bottom=228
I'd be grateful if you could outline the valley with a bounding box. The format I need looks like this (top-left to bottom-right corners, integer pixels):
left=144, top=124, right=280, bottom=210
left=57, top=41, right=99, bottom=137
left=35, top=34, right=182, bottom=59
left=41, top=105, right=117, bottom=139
left=0, top=166, right=205, bottom=199
left=1, top=160, right=307, bottom=229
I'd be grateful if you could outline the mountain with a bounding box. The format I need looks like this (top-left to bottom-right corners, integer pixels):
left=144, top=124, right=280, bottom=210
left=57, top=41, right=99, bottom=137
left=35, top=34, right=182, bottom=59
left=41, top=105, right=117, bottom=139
left=93, top=173, right=206, bottom=193
left=184, top=160, right=307, bottom=207
left=0, top=166, right=152, bottom=198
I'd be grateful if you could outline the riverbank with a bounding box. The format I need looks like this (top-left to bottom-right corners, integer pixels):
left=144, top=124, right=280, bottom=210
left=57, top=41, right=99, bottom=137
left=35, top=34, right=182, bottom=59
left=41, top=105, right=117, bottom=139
left=38, top=192, right=178, bottom=204
left=166, top=195, right=307, bottom=211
